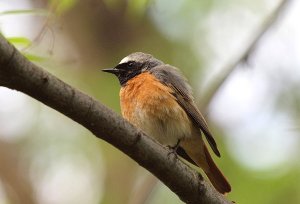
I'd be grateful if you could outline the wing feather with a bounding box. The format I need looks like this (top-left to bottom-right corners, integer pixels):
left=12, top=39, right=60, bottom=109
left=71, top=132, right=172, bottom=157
left=150, top=65, right=221, bottom=157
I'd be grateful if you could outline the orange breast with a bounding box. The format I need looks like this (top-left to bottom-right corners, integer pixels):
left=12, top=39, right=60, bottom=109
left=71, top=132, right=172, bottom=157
left=120, top=72, right=192, bottom=145
left=120, top=72, right=177, bottom=121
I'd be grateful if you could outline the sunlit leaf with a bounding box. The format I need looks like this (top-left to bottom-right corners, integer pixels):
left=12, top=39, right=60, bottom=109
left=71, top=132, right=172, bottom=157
left=23, top=53, right=46, bottom=62
left=7, top=37, right=32, bottom=47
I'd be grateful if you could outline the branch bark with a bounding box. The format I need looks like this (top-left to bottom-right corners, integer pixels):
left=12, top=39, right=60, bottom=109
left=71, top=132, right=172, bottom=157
left=0, top=35, right=231, bottom=203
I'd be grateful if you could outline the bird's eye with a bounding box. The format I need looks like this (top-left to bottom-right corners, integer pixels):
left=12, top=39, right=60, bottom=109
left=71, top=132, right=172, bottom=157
left=127, top=62, right=134, bottom=68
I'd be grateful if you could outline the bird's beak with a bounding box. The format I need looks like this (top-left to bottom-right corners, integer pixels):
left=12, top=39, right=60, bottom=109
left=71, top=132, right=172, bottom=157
left=102, top=68, right=119, bottom=74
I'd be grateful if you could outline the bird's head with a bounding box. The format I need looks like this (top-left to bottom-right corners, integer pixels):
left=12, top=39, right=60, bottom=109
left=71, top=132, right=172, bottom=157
left=102, top=52, right=163, bottom=86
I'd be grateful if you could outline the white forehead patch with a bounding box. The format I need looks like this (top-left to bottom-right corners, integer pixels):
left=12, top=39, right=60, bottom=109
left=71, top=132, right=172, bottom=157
left=119, top=56, right=131, bottom=64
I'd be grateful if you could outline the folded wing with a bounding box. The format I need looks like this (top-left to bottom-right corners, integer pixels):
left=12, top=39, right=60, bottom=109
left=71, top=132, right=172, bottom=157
left=150, top=65, right=221, bottom=157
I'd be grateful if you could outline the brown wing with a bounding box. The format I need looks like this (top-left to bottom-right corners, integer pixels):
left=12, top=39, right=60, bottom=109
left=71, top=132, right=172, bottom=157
left=150, top=65, right=221, bottom=157
left=176, top=146, right=197, bottom=165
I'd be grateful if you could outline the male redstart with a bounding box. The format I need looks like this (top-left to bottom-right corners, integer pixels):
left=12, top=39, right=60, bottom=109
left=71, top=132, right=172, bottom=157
left=102, top=52, right=231, bottom=194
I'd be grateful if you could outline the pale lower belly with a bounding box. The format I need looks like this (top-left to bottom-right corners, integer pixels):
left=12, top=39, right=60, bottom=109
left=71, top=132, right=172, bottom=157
left=132, top=106, right=193, bottom=146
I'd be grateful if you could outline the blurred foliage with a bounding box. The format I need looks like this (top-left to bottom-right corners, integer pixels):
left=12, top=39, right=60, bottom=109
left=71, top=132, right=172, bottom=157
left=50, top=0, right=78, bottom=15
left=0, top=9, right=49, bottom=16
left=7, top=36, right=31, bottom=46
left=0, top=0, right=299, bottom=204
left=6, top=37, right=45, bottom=62
left=24, top=53, right=46, bottom=62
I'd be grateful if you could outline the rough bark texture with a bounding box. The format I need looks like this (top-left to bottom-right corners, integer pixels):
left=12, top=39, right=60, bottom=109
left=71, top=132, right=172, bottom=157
left=0, top=35, right=232, bottom=204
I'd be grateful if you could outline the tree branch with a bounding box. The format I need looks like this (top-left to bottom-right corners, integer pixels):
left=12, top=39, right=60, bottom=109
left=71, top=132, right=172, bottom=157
left=0, top=35, right=231, bottom=203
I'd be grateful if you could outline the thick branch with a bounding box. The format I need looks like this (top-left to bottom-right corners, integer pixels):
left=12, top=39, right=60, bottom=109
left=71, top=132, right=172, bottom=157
left=0, top=35, right=231, bottom=204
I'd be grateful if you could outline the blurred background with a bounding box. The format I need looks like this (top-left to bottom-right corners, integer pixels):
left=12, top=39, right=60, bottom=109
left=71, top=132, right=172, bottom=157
left=0, top=0, right=299, bottom=203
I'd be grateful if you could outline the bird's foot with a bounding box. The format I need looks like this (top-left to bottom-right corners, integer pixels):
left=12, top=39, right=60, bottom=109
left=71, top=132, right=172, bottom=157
left=166, top=139, right=181, bottom=159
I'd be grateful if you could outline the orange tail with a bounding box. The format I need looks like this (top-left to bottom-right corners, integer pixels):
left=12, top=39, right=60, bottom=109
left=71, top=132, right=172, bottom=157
left=203, top=145, right=231, bottom=194
left=181, top=138, right=231, bottom=194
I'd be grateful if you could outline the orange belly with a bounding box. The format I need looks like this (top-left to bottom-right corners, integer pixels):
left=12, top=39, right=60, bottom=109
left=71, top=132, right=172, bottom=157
left=120, top=72, right=193, bottom=145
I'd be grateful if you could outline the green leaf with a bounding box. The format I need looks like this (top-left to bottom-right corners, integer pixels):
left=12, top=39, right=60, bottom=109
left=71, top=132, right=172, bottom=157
left=23, top=53, right=46, bottom=62
left=7, top=37, right=32, bottom=47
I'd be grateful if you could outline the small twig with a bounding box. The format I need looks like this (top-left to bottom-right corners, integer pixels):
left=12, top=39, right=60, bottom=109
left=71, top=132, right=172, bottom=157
left=199, top=0, right=291, bottom=110
left=128, top=173, right=158, bottom=204
left=21, top=3, right=57, bottom=53
left=0, top=141, right=37, bottom=204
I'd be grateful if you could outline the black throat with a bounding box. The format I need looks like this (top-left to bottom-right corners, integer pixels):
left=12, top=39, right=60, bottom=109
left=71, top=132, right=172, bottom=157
left=117, top=70, right=141, bottom=86
left=113, top=61, right=143, bottom=86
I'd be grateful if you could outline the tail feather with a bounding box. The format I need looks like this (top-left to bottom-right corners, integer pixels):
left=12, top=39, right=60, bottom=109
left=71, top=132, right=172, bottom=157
left=181, top=138, right=231, bottom=194
left=203, top=145, right=231, bottom=194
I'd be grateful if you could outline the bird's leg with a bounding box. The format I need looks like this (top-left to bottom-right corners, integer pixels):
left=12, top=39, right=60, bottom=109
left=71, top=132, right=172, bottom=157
left=167, top=139, right=181, bottom=158
left=172, top=139, right=181, bottom=152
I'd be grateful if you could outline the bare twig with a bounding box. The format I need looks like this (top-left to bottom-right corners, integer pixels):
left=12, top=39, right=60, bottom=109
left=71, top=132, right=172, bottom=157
left=129, top=173, right=158, bottom=204
left=0, top=35, right=231, bottom=203
left=200, top=0, right=291, bottom=110
left=21, top=3, right=57, bottom=53
left=0, top=141, right=37, bottom=204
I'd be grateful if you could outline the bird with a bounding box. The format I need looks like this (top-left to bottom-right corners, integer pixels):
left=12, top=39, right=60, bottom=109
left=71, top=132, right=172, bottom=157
left=102, top=52, right=231, bottom=194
